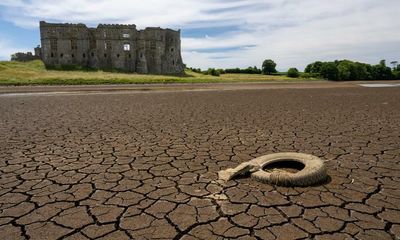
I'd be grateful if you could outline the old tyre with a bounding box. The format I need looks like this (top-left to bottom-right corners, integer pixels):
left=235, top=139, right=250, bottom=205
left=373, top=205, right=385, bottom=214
left=250, top=152, right=327, bottom=186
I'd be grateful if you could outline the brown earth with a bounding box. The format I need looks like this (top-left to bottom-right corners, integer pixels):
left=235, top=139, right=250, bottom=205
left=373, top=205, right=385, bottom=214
left=0, top=82, right=399, bottom=239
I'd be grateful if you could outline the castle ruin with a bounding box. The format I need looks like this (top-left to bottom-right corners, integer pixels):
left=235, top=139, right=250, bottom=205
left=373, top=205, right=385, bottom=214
left=39, top=21, right=184, bottom=74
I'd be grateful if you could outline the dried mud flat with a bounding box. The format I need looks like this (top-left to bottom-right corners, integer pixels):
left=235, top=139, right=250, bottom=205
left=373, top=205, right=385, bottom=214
left=0, top=83, right=399, bottom=239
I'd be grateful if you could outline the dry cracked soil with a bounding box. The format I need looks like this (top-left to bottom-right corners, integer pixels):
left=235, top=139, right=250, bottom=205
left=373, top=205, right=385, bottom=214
left=0, top=84, right=399, bottom=239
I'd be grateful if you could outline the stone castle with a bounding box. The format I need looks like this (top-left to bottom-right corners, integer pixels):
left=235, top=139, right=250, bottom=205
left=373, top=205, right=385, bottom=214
left=38, top=21, right=184, bottom=74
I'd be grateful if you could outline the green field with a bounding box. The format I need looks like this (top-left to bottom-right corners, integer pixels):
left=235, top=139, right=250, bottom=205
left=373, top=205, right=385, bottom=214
left=0, top=60, right=321, bottom=86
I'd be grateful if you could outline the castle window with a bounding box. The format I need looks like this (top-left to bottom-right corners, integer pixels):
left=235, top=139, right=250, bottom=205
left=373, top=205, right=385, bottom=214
left=172, top=60, right=175, bottom=66
left=123, top=33, right=130, bottom=38
left=72, top=54, right=75, bottom=58
left=83, top=53, right=86, bottom=58
left=105, top=41, right=112, bottom=50
left=117, top=54, right=120, bottom=58
left=123, top=43, right=130, bottom=51
left=170, top=47, right=174, bottom=52
left=60, top=53, right=64, bottom=58
left=51, top=53, right=54, bottom=58
left=104, top=53, right=107, bottom=58
left=103, top=31, right=107, bottom=38
left=140, top=53, right=143, bottom=58
left=128, top=54, right=131, bottom=58
left=91, top=52, right=94, bottom=57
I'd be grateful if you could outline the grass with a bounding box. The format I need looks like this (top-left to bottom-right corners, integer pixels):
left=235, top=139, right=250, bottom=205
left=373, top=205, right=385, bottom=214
left=0, top=60, right=322, bottom=86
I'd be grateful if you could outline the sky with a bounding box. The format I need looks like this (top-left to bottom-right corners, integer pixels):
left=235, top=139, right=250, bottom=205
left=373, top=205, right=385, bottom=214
left=0, top=0, right=399, bottom=71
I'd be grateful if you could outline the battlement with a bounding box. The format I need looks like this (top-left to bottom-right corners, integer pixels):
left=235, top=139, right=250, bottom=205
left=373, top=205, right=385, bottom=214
left=98, top=23, right=137, bottom=29
left=40, top=21, right=87, bottom=28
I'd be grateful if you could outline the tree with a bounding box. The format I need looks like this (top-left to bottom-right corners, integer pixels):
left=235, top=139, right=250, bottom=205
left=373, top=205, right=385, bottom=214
left=336, top=60, right=368, bottom=81
left=206, top=68, right=220, bottom=76
left=320, top=62, right=339, bottom=80
left=393, top=64, right=400, bottom=79
left=287, top=68, right=299, bottom=78
left=304, top=59, right=396, bottom=81
left=390, top=61, right=398, bottom=69
left=372, top=60, right=393, bottom=80
left=262, top=59, right=277, bottom=75
left=305, top=61, right=323, bottom=74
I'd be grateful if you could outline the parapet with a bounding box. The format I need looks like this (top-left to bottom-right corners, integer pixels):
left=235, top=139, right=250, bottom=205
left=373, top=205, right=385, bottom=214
left=39, top=21, right=178, bottom=33
left=40, top=21, right=87, bottom=28
left=98, top=24, right=137, bottom=29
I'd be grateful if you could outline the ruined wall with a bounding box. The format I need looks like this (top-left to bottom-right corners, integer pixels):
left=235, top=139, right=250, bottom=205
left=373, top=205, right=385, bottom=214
left=39, top=21, right=184, bottom=74
left=11, top=52, right=40, bottom=62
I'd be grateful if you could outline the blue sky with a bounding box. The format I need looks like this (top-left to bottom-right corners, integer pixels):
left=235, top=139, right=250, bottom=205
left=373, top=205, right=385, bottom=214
left=0, top=0, right=399, bottom=71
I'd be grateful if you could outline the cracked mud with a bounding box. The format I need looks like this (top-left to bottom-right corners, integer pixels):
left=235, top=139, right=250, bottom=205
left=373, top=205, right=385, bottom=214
left=1, top=86, right=399, bottom=239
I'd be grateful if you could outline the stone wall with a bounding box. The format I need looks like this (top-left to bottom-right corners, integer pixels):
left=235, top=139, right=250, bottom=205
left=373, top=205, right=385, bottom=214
left=39, top=21, right=184, bottom=74
left=11, top=52, right=40, bottom=62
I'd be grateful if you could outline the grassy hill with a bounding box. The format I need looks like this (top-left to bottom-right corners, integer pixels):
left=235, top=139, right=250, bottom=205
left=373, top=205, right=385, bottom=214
left=0, top=60, right=321, bottom=86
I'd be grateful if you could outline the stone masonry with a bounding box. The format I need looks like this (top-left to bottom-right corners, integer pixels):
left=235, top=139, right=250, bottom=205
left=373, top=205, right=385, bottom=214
left=39, top=21, right=184, bottom=74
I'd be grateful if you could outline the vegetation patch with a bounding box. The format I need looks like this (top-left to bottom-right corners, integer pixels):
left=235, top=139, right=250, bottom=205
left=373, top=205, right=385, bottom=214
left=305, top=60, right=400, bottom=81
left=0, top=60, right=319, bottom=86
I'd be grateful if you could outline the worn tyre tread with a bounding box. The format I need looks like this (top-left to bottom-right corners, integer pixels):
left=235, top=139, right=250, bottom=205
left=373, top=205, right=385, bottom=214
left=249, top=152, right=327, bottom=186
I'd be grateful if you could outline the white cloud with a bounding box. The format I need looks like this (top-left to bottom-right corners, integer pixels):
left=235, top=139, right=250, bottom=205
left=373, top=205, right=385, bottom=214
left=0, top=0, right=399, bottom=70
left=0, top=39, right=30, bottom=60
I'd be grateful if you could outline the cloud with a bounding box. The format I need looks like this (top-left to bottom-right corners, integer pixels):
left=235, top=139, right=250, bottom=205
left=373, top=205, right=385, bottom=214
left=0, top=39, right=30, bottom=60
left=0, top=0, right=399, bottom=70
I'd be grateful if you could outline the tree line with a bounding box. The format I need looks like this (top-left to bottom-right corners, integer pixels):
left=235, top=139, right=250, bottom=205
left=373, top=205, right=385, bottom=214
left=304, top=60, right=400, bottom=80
left=188, top=59, right=400, bottom=80
left=188, top=66, right=262, bottom=76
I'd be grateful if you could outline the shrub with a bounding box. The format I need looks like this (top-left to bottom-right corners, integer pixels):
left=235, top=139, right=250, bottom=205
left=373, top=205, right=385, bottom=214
left=300, top=72, right=320, bottom=78
left=287, top=68, right=299, bottom=78
left=216, top=69, right=225, bottom=74
left=225, top=67, right=261, bottom=74
left=205, top=68, right=220, bottom=76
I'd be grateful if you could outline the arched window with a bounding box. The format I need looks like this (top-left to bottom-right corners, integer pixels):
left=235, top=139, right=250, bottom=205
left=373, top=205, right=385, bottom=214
left=123, top=43, right=130, bottom=51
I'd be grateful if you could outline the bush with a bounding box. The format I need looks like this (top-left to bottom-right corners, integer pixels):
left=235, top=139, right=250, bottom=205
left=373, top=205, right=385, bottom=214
left=205, top=68, right=220, bottom=76
left=287, top=68, right=299, bottom=78
left=187, top=67, right=202, bottom=73
left=216, top=69, right=225, bottom=74
left=225, top=66, right=261, bottom=74
left=300, top=72, right=320, bottom=78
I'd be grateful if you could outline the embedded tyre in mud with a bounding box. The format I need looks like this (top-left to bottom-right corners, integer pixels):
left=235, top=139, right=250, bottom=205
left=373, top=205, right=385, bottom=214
left=250, top=152, right=327, bottom=186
